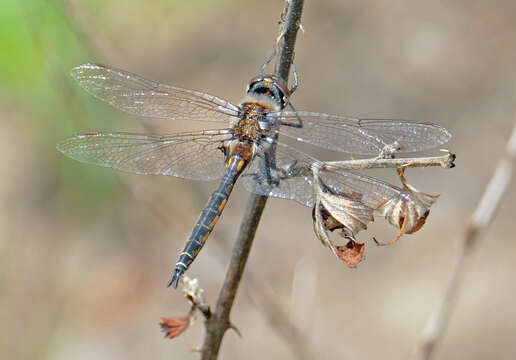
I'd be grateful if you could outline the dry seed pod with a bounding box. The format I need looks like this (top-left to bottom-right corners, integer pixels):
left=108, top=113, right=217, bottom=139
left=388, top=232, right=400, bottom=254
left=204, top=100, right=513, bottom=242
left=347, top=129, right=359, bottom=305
left=312, top=174, right=370, bottom=267
left=313, top=173, right=375, bottom=237
left=375, top=170, right=439, bottom=245
left=318, top=190, right=374, bottom=236
left=312, top=201, right=366, bottom=268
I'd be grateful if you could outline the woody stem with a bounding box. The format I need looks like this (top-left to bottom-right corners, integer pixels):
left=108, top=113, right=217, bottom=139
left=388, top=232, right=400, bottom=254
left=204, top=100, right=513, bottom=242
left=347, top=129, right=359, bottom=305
left=200, top=1, right=305, bottom=359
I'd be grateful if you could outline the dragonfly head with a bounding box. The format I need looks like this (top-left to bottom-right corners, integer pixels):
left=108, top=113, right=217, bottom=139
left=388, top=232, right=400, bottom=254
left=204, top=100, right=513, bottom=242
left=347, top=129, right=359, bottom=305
left=246, top=75, right=290, bottom=110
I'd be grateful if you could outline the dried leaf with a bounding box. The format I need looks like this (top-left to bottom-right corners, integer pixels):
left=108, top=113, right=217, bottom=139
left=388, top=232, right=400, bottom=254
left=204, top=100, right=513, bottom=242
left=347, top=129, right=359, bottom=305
left=312, top=201, right=366, bottom=268
left=311, top=172, right=372, bottom=267
left=319, top=191, right=374, bottom=235
left=375, top=175, right=439, bottom=245
left=332, top=237, right=365, bottom=268
left=311, top=165, right=440, bottom=262
left=314, top=175, right=374, bottom=237
left=312, top=202, right=334, bottom=249
left=159, top=309, right=194, bottom=339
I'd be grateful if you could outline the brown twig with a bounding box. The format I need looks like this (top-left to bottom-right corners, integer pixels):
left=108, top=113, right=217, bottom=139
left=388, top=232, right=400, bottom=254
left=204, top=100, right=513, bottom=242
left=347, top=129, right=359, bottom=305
left=276, top=0, right=304, bottom=83
left=322, top=151, right=455, bottom=171
left=415, top=121, right=516, bottom=360
left=200, top=1, right=305, bottom=359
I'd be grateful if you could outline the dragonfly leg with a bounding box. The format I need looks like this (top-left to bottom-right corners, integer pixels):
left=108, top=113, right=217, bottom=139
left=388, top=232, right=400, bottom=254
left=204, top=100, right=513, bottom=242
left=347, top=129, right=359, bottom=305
left=259, top=47, right=278, bottom=79
left=263, top=151, right=280, bottom=187
left=289, top=62, right=299, bottom=94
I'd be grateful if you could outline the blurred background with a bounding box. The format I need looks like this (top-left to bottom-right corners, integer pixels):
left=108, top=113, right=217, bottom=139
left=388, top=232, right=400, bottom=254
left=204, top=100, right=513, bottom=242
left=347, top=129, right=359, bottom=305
left=1, top=0, right=516, bottom=359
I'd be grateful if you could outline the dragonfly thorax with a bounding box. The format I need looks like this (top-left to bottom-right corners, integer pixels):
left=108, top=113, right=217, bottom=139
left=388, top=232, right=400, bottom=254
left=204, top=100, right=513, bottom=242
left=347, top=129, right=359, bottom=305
left=233, top=103, right=271, bottom=141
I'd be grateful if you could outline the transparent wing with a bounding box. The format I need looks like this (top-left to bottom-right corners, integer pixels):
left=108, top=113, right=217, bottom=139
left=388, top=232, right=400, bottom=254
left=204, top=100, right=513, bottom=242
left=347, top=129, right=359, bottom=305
left=242, top=139, right=315, bottom=206
left=57, top=130, right=233, bottom=180
left=71, top=64, right=241, bottom=122
left=318, top=169, right=402, bottom=211
left=242, top=139, right=405, bottom=208
left=269, top=111, right=452, bottom=155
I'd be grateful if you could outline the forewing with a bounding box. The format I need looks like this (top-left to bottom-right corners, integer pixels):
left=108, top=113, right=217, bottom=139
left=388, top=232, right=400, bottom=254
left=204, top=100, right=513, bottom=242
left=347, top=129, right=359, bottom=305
left=71, top=64, right=240, bottom=122
left=271, top=111, right=452, bottom=155
left=57, top=130, right=232, bottom=180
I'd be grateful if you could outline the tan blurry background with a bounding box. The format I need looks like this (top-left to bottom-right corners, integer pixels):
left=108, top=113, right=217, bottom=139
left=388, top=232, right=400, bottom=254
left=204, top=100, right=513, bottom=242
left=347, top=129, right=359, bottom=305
left=1, top=1, right=516, bottom=359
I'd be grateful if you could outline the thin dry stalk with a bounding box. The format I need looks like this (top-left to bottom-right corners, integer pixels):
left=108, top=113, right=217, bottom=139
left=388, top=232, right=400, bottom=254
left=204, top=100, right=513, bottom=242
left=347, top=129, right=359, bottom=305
left=416, top=121, right=516, bottom=360
left=200, top=1, right=305, bottom=359
left=323, top=152, right=454, bottom=172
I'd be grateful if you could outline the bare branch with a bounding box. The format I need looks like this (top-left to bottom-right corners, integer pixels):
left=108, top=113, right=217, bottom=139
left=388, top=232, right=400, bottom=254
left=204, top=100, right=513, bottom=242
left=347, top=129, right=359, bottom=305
left=415, top=121, right=516, bottom=360
left=322, top=151, right=455, bottom=172
left=200, top=2, right=305, bottom=359
left=277, top=0, right=305, bottom=82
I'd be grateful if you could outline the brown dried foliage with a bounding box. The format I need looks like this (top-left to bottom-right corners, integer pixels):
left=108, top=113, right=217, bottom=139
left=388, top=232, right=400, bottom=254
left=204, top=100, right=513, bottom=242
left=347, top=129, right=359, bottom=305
left=312, top=168, right=439, bottom=265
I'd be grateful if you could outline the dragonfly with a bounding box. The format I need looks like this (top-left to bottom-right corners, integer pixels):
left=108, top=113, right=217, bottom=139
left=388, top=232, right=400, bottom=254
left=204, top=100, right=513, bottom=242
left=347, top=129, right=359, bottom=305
left=57, top=64, right=452, bottom=288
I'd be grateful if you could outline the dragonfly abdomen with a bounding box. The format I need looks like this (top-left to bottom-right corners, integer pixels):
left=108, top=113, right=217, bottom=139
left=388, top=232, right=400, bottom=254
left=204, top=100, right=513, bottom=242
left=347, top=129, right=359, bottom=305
left=168, top=156, right=247, bottom=288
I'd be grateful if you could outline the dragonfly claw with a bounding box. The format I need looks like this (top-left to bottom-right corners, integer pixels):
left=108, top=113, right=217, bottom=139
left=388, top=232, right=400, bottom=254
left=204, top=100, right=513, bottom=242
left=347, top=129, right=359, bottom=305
left=168, top=269, right=183, bottom=289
